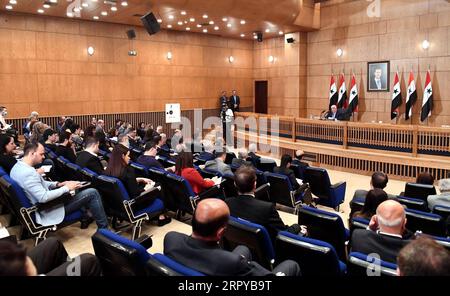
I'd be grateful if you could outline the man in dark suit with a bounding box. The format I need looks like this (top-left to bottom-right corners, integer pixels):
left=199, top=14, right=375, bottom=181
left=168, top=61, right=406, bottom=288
left=246, top=143, right=261, bottom=166
left=291, top=150, right=309, bottom=179
left=369, top=67, right=387, bottom=90
left=164, top=198, right=300, bottom=276
left=350, top=200, right=413, bottom=264
left=326, top=105, right=351, bottom=121
left=76, top=137, right=105, bottom=175
left=225, top=166, right=301, bottom=243
left=219, top=90, right=228, bottom=107
left=231, top=149, right=253, bottom=168
left=229, top=90, right=240, bottom=112
left=136, top=141, right=164, bottom=169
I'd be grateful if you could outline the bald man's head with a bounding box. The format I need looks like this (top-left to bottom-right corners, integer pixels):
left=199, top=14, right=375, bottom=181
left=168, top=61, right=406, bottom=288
left=295, top=150, right=305, bottom=160
left=375, top=200, right=406, bottom=235
left=192, top=199, right=230, bottom=240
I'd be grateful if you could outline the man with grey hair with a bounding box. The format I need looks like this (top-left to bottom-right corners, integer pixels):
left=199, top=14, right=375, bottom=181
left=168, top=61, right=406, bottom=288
left=427, top=178, right=450, bottom=211
left=197, top=140, right=215, bottom=162
left=232, top=148, right=252, bottom=168
left=156, top=125, right=163, bottom=135
left=350, top=200, right=413, bottom=263
left=247, top=143, right=260, bottom=165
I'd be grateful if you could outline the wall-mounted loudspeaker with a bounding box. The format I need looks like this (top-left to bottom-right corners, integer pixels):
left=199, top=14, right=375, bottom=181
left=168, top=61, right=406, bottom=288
left=286, top=37, right=295, bottom=44
left=126, top=29, right=136, bottom=39
left=140, top=12, right=160, bottom=36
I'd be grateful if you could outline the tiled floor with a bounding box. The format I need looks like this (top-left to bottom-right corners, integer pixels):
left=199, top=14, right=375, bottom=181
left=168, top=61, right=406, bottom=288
left=18, top=167, right=408, bottom=258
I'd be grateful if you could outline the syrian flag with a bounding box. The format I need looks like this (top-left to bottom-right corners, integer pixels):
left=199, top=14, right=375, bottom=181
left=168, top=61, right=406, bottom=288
left=348, top=74, right=359, bottom=113
left=391, top=72, right=402, bottom=120
left=420, top=70, right=433, bottom=122
left=405, top=71, right=417, bottom=120
left=337, top=73, right=347, bottom=108
left=328, top=75, right=338, bottom=109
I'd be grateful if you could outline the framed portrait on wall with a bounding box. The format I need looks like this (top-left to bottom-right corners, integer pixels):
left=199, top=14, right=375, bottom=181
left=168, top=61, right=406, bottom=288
left=367, top=61, right=390, bottom=92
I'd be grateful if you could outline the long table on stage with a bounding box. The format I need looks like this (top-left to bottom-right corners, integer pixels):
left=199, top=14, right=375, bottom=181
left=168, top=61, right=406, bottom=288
left=234, top=112, right=450, bottom=182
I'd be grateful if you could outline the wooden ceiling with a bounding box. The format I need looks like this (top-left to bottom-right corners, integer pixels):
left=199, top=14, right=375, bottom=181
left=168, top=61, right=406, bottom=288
left=0, top=0, right=320, bottom=39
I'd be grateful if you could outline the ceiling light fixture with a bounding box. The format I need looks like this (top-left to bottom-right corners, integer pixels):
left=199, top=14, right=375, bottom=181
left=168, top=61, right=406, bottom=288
left=203, top=28, right=208, bottom=33
left=186, top=27, right=190, bottom=31
left=167, top=24, right=172, bottom=28
left=336, top=48, right=343, bottom=57
left=177, top=21, right=183, bottom=25
left=87, top=46, right=95, bottom=56
left=5, top=5, right=13, bottom=10
left=278, top=31, right=284, bottom=35
left=101, top=11, right=108, bottom=16
left=214, top=26, right=219, bottom=31
left=9, top=0, right=17, bottom=4
left=168, top=15, right=174, bottom=20
left=268, top=55, right=275, bottom=63
left=189, top=18, right=195, bottom=22
left=37, top=9, right=45, bottom=13
left=228, top=56, right=234, bottom=63
left=240, top=20, right=246, bottom=25
left=265, top=29, right=270, bottom=33
left=121, top=1, right=128, bottom=6
left=202, top=14, right=208, bottom=19
left=181, top=11, right=186, bottom=15
left=93, top=16, right=99, bottom=20
left=82, top=3, right=88, bottom=8
left=43, top=4, right=50, bottom=8
left=422, top=39, right=430, bottom=50
left=157, top=19, right=162, bottom=23
left=111, top=6, right=117, bottom=11
left=227, top=23, right=232, bottom=28
left=167, top=51, right=172, bottom=60
left=222, top=17, right=228, bottom=22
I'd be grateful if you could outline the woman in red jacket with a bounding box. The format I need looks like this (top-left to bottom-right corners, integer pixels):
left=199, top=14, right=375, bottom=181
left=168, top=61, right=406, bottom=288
left=175, top=151, right=214, bottom=194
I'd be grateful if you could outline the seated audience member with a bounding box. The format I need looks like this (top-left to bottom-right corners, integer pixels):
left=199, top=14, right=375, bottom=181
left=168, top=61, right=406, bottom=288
left=153, top=134, right=170, bottom=159
left=143, top=127, right=156, bottom=143
left=159, top=133, right=171, bottom=151
left=114, top=119, right=123, bottom=130
left=351, top=171, right=396, bottom=203
left=231, top=149, right=252, bottom=168
left=175, top=151, right=215, bottom=195
left=56, top=116, right=66, bottom=133
left=105, top=144, right=170, bottom=225
left=94, top=130, right=110, bottom=152
left=76, top=137, right=105, bottom=175
left=351, top=188, right=388, bottom=221
left=117, top=133, right=130, bottom=149
left=136, top=141, right=164, bottom=170
left=23, top=111, right=39, bottom=141
left=197, top=140, right=215, bottom=162
left=168, top=129, right=183, bottom=150
left=55, top=131, right=77, bottom=163
left=350, top=200, right=413, bottom=263
left=61, top=117, right=74, bottom=134
left=204, top=152, right=232, bottom=175
left=427, top=178, right=450, bottom=211
left=226, top=166, right=301, bottom=243
left=397, top=236, right=450, bottom=276
left=164, top=198, right=300, bottom=276
left=70, top=124, right=84, bottom=151
left=137, top=122, right=146, bottom=140
left=0, top=134, right=18, bottom=174
left=43, top=129, right=58, bottom=153
left=292, top=150, right=309, bottom=169
left=107, top=127, right=118, bottom=140
left=247, top=143, right=260, bottom=164
left=95, top=119, right=106, bottom=135
left=175, top=143, right=187, bottom=154
left=273, top=154, right=301, bottom=190
left=30, top=121, right=49, bottom=144
left=416, top=171, right=435, bottom=186
left=126, top=128, right=141, bottom=150
left=156, top=125, right=163, bottom=135
left=84, top=125, right=96, bottom=139
left=91, top=117, right=97, bottom=127
left=0, top=238, right=102, bottom=276
left=10, top=143, right=109, bottom=229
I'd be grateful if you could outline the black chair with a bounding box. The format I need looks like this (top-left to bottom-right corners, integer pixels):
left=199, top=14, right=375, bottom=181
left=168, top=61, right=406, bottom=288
left=221, top=173, right=238, bottom=198
left=91, top=229, right=204, bottom=276
left=65, top=162, right=84, bottom=181
left=298, top=206, right=349, bottom=261
left=95, top=175, right=164, bottom=240
left=304, top=167, right=346, bottom=210
left=349, top=197, right=365, bottom=219
left=290, top=163, right=308, bottom=180
left=221, top=216, right=275, bottom=270
left=129, top=162, right=149, bottom=178
left=396, top=196, right=428, bottom=211
left=404, top=183, right=436, bottom=202
left=255, top=183, right=271, bottom=202
left=405, top=209, right=446, bottom=237
left=255, top=169, right=268, bottom=188
left=275, top=231, right=346, bottom=276
left=0, top=175, right=82, bottom=245
left=265, top=172, right=303, bottom=214
left=79, top=168, right=99, bottom=182
left=347, top=252, right=397, bottom=276
left=225, top=152, right=237, bottom=165
left=256, top=158, right=277, bottom=173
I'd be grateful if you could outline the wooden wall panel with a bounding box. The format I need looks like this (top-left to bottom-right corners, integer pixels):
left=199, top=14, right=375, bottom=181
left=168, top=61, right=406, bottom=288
left=306, top=0, right=450, bottom=126
left=0, top=12, right=253, bottom=118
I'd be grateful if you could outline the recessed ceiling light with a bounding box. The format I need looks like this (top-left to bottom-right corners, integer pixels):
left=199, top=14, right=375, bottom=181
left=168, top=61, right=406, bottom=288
left=181, top=11, right=186, bottom=15
left=186, top=27, right=190, bottom=31
left=93, top=16, right=99, bottom=20
left=82, top=3, right=88, bottom=8
left=240, top=20, right=246, bottom=25
left=209, top=20, right=214, bottom=25
left=101, top=11, right=107, bottom=16
left=43, top=4, right=50, bottom=8
left=265, top=29, right=270, bottom=33
left=157, top=19, right=162, bottom=23
left=189, top=18, right=195, bottom=22
left=73, top=7, right=80, bottom=13
left=167, top=24, right=172, bottom=28
left=67, top=12, right=74, bottom=17
left=9, top=0, right=17, bottom=4
left=168, top=15, right=174, bottom=20
left=253, top=35, right=258, bottom=39
left=227, top=23, right=232, bottom=28
left=49, top=0, right=57, bottom=3
left=121, top=1, right=128, bottom=6
left=202, top=14, right=208, bottom=19
left=214, top=26, right=219, bottom=30
left=111, top=6, right=117, bottom=11
left=5, top=5, right=13, bottom=10
left=203, top=28, right=208, bottom=33
left=177, top=21, right=183, bottom=25
left=240, top=33, right=245, bottom=37
left=196, top=24, right=202, bottom=28
left=222, top=17, right=228, bottom=22
left=37, top=9, right=45, bottom=13
left=278, top=31, right=284, bottom=35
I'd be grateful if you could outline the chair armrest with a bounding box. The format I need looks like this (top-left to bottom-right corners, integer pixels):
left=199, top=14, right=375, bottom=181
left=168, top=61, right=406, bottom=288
left=330, top=181, right=346, bottom=190
left=198, top=184, right=222, bottom=200
left=135, top=234, right=153, bottom=249
left=131, top=186, right=162, bottom=208
left=255, top=183, right=270, bottom=201
left=36, top=193, right=73, bottom=211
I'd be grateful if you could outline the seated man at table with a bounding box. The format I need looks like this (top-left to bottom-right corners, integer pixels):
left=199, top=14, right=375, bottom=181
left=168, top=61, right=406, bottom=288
left=326, top=105, right=351, bottom=121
